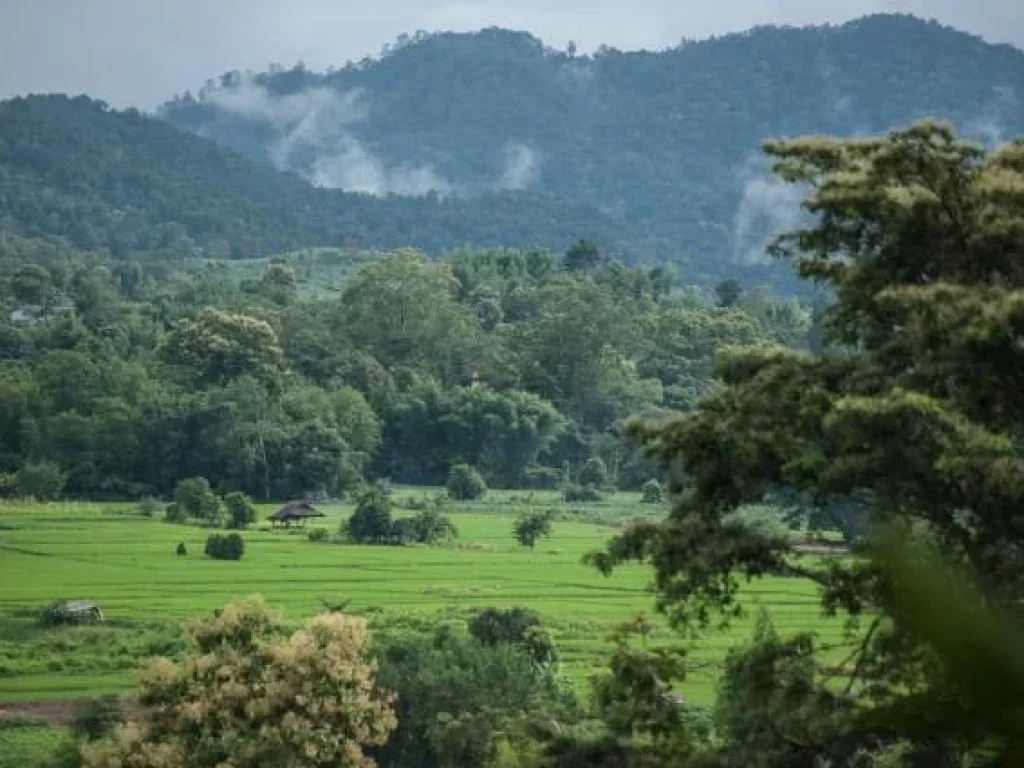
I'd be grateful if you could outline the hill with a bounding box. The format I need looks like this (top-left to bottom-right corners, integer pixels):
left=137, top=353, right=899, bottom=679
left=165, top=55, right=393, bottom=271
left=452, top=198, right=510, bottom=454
left=162, top=14, right=1024, bottom=265
left=0, top=94, right=669, bottom=265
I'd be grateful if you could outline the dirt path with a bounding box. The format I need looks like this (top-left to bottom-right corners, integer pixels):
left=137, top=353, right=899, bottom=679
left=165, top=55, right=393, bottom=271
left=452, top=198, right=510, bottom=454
left=0, top=696, right=138, bottom=727
left=0, top=699, right=81, bottom=726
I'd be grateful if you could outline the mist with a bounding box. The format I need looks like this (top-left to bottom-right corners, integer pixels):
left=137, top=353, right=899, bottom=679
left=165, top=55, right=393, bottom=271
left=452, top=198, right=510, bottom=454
left=200, top=78, right=542, bottom=196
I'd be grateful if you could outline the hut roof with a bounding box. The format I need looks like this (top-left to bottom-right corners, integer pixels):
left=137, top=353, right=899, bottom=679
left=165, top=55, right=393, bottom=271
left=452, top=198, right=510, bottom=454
left=271, top=501, right=324, bottom=521
left=63, top=600, right=99, bottom=613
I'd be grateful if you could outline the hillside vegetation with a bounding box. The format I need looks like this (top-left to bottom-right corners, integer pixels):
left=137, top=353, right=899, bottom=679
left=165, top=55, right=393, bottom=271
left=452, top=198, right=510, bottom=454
left=164, top=14, right=1024, bottom=268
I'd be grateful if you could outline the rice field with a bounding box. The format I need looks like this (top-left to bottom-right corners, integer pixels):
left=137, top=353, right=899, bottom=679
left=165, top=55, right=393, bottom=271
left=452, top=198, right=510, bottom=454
left=0, top=491, right=855, bottom=711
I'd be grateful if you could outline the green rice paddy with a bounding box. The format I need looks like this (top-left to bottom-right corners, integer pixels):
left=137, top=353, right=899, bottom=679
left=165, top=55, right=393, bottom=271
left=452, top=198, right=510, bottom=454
left=0, top=491, right=855, bottom=710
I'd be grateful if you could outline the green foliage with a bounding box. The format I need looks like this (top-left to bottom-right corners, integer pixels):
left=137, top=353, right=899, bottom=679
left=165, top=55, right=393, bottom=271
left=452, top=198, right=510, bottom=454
left=14, top=461, right=65, bottom=500
left=468, top=607, right=558, bottom=669
left=307, top=527, right=330, bottom=543
left=158, top=308, right=285, bottom=387
left=72, top=695, right=124, bottom=742
left=522, top=465, right=562, bottom=490
left=175, top=542, right=187, bottom=556
left=170, top=477, right=223, bottom=525
left=402, top=501, right=459, bottom=545
left=640, top=479, right=662, bottom=504
left=714, top=279, right=743, bottom=308
left=592, top=121, right=1024, bottom=762
left=203, top=532, right=245, bottom=560
left=223, top=491, right=256, bottom=529
left=578, top=457, right=609, bottom=488
left=446, top=464, right=488, bottom=500
left=513, top=509, right=554, bottom=550
left=372, top=625, right=566, bottom=768
left=563, top=484, right=603, bottom=503
left=80, top=598, right=396, bottom=767
left=161, top=18, right=1024, bottom=283
left=345, top=489, right=394, bottom=545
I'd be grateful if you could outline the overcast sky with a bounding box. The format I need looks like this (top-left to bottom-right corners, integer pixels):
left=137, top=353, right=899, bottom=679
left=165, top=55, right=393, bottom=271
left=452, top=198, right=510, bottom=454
left=0, top=0, right=1019, bottom=110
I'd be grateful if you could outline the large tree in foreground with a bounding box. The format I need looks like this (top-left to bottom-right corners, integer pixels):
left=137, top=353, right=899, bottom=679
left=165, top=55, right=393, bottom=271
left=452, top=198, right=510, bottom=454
left=594, top=122, right=1024, bottom=764
left=81, top=598, right=396, bottom=768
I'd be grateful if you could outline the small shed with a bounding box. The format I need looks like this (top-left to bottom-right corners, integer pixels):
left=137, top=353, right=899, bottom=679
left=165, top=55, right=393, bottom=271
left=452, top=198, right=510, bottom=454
left=270, top=501, right=325, bottom=527
left=43, top=600, right=105, bottom=625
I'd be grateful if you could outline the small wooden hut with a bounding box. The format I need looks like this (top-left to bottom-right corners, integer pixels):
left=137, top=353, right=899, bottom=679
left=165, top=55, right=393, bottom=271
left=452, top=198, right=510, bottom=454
left=270, top=501, right=325, bottom=527
left=43, top=600, right=105, bottom=625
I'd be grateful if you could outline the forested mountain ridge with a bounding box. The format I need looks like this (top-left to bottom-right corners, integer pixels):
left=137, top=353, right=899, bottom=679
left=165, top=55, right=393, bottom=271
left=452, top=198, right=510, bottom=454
left=162, top=14, right=1024, bottom=265
left=0, top=94, right=658, bottom=264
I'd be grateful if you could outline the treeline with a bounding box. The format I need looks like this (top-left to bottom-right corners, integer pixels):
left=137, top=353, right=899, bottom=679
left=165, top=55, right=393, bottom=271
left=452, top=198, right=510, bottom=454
left=0, top=236, right=811, bottom=499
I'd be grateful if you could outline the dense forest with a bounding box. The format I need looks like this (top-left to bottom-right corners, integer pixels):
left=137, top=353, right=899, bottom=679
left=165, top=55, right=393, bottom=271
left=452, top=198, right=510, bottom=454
left=0, top=234, right=810, bottom=500
left=163, top=14, right=1024, bottom=269
left=0, top=96, right=643, bottom=265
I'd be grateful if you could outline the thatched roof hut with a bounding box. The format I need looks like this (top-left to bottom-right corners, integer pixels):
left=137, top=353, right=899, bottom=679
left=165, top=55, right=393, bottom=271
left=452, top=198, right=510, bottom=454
left=270, top=501, right=325, bottom=526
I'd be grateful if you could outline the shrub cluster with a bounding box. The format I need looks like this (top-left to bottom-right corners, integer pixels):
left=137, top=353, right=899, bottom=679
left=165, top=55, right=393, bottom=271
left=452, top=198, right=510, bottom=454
left=446, top=464, right=487, bottom=500
left=204, top=532, right=245, bottom=560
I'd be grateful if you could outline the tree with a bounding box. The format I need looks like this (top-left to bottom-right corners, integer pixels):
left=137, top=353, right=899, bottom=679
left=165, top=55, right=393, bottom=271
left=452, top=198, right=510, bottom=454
left=640, top=479, right=662, bottom=504
left=513, top=510, right=554, bottom=550
left=81, top=597, right=396, bottom=767
left=15, top=461, right=65, bottom=500
left=346, top=488, right=393, bottom=545
left=593, top=122, right=1024, bottom=762
left=404, top=500, right=459, bottom=544
left=372, top=625, right=563, bottom=768
left=578, top=456, right=608, bottom=488
left=564, top=239, right=602, bottom=272
left=714, top=278, right=743, bottom=308
left=446, top=464, right=487, bottom=500
left=339, top=250, right=480, bottom=385
left=169, top=477, right=222, bottom=524
left=224, top=491, right=256, bottom=529
left=158, top=309, right=285, bottom=387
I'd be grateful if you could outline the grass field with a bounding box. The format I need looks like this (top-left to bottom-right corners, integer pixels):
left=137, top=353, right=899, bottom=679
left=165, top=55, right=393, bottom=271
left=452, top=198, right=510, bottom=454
left=0, top=490, right=855, bottom=715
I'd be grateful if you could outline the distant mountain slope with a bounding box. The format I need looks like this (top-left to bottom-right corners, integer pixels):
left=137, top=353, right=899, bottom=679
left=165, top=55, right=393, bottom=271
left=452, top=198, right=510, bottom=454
left=162, top=13, right=1024, bottom=265
left=0, top=94, right=654, bottom=263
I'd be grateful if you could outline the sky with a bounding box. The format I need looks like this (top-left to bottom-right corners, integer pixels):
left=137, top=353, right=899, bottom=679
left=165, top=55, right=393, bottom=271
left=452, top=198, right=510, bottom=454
left=0, top=0, right=1020, bottom=110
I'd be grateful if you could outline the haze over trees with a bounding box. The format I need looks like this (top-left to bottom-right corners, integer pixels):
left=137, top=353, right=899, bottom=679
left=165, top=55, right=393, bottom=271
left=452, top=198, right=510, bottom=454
left=162, top=15, right=1024, bottom=280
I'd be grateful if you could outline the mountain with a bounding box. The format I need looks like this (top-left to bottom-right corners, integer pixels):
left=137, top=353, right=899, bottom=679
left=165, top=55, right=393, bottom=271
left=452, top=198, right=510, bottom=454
left=0, top=94, right=666, bottom=264
left=161, top=13, right=1024, bottom=266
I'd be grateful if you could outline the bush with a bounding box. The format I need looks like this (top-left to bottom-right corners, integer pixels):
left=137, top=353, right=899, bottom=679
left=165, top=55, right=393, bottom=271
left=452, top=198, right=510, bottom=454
left=522, top=465, right=562, bottom=490
left=204, top=532, right=245, bottom=560
left=402, top=502, right=459, bottom=545
left=446, top=464, right=488, bottom=501
left=176, top=542, right=187, bottom=556
left=469, top=607, right=541, bottom=647
left=72, top=695, right=124, bottom=741
left=15, top=461, right=65, bottom=500
left=578, top=457, right=609, bottom=488
left=164, top=502, right=187, bottom=523
left=346, top=489, right=393, bottom=544
left=224, top=491, right=257, bottom=529
left=135, top=497, right=163, bottom=517
left=308, top=527, right=330, bottom=543
left=513, top=510, right=555, bottom=550
left=172, top=477, right=223, bottom=524
left=641, top=479, right=663, bottom=504
left=563, top=484, right=603, bottom=503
